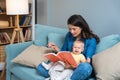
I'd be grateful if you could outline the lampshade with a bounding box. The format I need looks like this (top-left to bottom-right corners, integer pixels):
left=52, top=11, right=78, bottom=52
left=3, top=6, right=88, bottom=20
left=6, top=0, right=29, bottom=15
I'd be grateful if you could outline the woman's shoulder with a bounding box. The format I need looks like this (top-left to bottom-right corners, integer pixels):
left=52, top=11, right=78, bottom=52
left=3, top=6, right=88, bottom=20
left=86, top=37, right=96, bottom=42
left=84, top=37, right=97, bottom=45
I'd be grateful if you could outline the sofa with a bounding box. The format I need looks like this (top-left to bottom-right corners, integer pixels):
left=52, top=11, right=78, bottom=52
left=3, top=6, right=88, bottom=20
left=5, top=24, right=120, bottom=80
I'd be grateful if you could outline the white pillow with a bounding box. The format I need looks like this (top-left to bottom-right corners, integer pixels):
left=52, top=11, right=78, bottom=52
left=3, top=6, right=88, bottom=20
left=92, top=42, right=120, bottom=80
left=12, top=44, right=54, bottom=68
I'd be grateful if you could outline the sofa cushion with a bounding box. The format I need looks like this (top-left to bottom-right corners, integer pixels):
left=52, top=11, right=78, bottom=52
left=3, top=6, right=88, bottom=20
left=35, top=24, right=68, bottom=46
left=10, top=64, right=45, bottom=80
left=11, top=44, right=54, bottom=67
left=92, top=42, right=120, bottom=80
left=48, top=33, right=66, bottom=48
left=95, top=34, right=120, bottom=54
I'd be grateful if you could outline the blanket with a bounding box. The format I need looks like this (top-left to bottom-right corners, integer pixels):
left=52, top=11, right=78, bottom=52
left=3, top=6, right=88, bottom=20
left=45, top=62, right=73, bottom=80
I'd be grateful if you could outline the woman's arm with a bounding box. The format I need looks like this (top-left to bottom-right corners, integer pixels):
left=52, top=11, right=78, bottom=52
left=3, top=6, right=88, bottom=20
left=61, top=32, right=75, bottom=51
left=61, top=33, right=69, bottom=51
left=85, top=38, right=97, bottom=63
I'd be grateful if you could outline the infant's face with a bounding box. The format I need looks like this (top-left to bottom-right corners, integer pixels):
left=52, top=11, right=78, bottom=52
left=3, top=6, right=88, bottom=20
left=72, top=42, right=84, bottom=54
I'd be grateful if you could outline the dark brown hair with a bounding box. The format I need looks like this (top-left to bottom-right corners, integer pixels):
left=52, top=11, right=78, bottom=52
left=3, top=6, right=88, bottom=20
left=67, top=14, right=100, bottom=43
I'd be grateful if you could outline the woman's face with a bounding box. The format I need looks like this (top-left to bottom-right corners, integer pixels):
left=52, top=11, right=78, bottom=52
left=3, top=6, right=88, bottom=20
left=68, top=24, right=82, bottom=37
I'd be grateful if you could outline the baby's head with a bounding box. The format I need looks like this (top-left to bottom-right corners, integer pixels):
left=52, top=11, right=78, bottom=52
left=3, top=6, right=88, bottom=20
left=72, top=40, right=84, bottom=54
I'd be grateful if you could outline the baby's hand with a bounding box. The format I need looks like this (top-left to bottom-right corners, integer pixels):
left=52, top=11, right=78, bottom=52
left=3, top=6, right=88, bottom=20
left=86, top=58, right=91, bottom=63
left=64, top=62, right=73, bottom=69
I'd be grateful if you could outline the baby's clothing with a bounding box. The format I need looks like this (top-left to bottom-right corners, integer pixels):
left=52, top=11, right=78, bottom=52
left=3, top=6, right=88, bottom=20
left=44, top=62, right=73, bottom=80
left=41, top=62, right=54, bottom=70
left=71, top=52, right=86, bottom=65
left=42, top=52, right=86, bottom=80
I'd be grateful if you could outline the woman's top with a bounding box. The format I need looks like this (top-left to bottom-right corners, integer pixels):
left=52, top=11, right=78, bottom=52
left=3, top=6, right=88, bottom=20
left=61, top=32, right=97, bottom=59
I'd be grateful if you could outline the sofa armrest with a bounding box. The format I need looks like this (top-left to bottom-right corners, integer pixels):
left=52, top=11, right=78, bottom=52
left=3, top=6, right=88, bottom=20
left=5, top=41, right=33, bottom=68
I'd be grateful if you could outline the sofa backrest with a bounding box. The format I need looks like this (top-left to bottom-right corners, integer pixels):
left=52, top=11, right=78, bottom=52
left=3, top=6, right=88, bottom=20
left=34, top=24, right=68, bottom=46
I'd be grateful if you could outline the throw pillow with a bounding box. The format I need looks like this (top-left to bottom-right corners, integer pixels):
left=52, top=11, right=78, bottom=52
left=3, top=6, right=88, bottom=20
left=48, top=33, right=65, bottom=48
left=92, top=42, right=120, bottom=80
left=95, top=34, right=120, bottom=54
left=11, top=44, right=54, bottom=68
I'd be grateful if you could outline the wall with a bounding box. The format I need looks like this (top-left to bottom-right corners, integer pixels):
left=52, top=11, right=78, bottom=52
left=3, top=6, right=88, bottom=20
left=37, top=0, right=120, bottom=37
left=29, top=0, right=35, bottom=40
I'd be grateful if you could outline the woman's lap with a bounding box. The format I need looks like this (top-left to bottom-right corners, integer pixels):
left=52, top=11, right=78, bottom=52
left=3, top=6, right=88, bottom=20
left=37, top=62, right=92, bottom=80
left=71, top=62, right=92, bottom=80
left=37, top=64, right=49, bottom=77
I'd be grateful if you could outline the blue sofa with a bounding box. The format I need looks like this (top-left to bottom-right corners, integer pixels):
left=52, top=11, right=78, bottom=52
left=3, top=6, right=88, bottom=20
left=5, top=24, right=120, bottom=80
left=5, top=24, right=68, bottom=80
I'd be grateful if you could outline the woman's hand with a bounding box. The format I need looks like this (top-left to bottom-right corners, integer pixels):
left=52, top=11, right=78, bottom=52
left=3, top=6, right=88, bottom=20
left=47, top=42, right=60, bottom=52
left=64, top=63, right=72, bottom=69
left=64, top=62, right=75, bottom=69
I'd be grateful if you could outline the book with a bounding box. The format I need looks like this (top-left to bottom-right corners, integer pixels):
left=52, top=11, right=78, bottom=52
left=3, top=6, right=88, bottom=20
left=19, top=15, right=27, bottom=26
left=29, top=3, right=32, bottom=13
left=24, top=28, right=32, bottom=41
left=44, top=51, right=78, bottom=68
left=0, top=6, right=3, bottom=12
left=23, top=15, right=32, bottom=26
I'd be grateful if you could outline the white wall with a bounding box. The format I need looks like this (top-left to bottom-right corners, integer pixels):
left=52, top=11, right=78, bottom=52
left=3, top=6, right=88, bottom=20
left=37, top=0, right=120, bottom=37
left=29, top=0, right=35, bottom=40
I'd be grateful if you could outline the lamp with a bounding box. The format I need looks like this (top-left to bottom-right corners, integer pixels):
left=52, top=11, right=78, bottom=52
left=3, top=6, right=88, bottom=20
left=6, top=0, right=29, bottom=44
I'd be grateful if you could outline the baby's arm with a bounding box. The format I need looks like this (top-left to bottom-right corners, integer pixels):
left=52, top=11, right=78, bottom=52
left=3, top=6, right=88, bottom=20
left=81, top=55, right=86, bottom=63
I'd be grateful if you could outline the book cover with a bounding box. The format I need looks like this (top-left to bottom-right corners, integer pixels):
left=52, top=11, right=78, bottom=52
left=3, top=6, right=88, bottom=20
left=44, top=51, right=78, bottom=67
left=19, top=15, right=27, bottom=26
left=0, top=6, right=3, bottom=12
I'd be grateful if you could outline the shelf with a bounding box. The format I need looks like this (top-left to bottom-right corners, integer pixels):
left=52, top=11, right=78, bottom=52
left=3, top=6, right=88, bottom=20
left=0, top=12, right=6, bottom=14
left=0, top=25, right=32, bottom=29
left=0, top=42, right=10, bottom=46
left=20, top=25, right=32, bottom=28
left=0, top=26, right=15, bottom=29
left=0, top=12, right=32, bottom=15
left=0, top=0, right=33, bottom=45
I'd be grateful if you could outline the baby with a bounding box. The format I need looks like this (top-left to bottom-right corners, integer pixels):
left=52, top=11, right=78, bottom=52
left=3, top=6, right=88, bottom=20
left=42, top=40, right=86, bottom=80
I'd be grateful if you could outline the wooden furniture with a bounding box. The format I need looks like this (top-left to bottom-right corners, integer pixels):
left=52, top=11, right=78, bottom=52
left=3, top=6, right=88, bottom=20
left=0, top=61, right=6, bottom=78
left=0, top=0, right=34, bottom=78
left=0, top=0, right=33, bottom=45
left=6, top=0, right=29, bottom=44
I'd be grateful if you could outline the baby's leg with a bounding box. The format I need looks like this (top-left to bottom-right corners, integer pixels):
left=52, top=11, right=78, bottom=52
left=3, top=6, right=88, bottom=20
left=41, top=62, right=54, bottom=70
left=49, top=62, right=65, bottom=80
left=49, top=62, right=65, bottom=72
left=56, top=69, right=73, bottom=80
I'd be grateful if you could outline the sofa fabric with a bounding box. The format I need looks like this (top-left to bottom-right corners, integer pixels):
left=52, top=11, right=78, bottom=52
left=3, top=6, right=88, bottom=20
left=48, top=33, right=66, bottom=48
left=95, top=34, right=120, bottom=54
left=5, top=24, right=68, bottom=80
left=5, top=24, right=120, bottom=80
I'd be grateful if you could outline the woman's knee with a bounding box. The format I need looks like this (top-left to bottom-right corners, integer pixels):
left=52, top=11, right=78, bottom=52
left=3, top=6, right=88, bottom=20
left=37, top=63, right=49, bottom=78
left=71, top=62, right=92, bottom=80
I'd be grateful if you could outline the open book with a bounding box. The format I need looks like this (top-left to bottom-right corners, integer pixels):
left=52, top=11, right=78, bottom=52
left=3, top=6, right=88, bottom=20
left=44, top=51, right=78, bottom=68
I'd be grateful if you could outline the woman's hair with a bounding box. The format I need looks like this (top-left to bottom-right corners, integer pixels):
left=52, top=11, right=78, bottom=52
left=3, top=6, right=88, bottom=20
left=67, top=14, right=100, bottom=43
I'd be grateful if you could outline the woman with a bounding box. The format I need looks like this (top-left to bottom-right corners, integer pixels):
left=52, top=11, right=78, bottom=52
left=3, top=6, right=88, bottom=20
left=38, top=14, right=100, bottom=80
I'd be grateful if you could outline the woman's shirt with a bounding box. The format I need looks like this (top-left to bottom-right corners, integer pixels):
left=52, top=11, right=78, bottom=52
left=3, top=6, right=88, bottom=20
left=61, top=32, right=97, bottom=59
